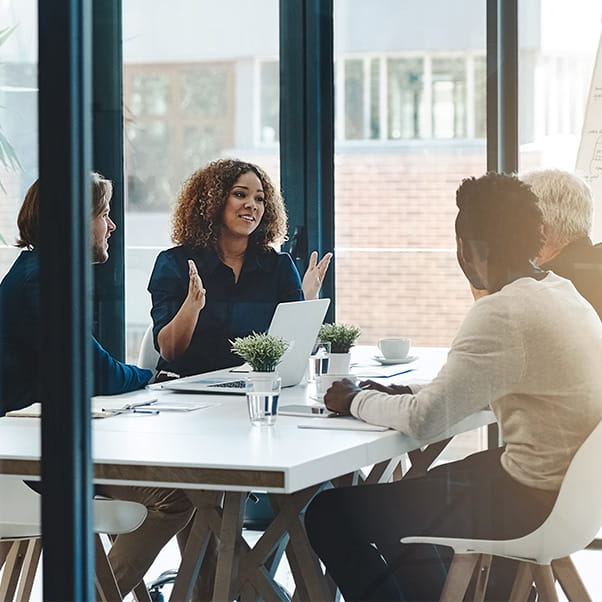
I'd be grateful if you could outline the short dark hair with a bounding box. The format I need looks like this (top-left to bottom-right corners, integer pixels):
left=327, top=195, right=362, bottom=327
left=16, top=172, right=112, bottom=249
left=455, top=172, right=544, bottom=265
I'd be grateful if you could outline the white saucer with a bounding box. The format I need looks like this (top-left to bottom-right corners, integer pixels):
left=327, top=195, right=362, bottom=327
left=372, top=355, right=417, bottom=365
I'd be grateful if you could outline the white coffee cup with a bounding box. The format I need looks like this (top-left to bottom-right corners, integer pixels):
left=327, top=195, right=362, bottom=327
left=378, top=337, right=411, bottom=359
left=316, top=374, right=358, bottom=397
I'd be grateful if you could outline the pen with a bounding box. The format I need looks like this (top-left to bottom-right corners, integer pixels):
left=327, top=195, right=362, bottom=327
left=355, top=368, right=415, bottom=379
left=133, top=409, right=160, bottom=415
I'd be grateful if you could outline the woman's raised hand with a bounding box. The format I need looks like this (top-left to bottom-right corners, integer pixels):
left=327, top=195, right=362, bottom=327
left=186, top=259, right=206, bottom=311
left=302, top=251, right=333, bottom=300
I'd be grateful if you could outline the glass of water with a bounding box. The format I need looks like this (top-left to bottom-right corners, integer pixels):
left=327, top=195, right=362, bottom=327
left=246, top=372, right=282, bottom=427
left=308, top=341, right=331, bottom=383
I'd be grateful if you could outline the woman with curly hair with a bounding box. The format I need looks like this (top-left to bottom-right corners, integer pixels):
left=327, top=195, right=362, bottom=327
left=148, top=158, right=331, bottom=377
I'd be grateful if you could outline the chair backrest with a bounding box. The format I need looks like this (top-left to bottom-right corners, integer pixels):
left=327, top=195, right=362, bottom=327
left=529, top=419, right=602, bottom=562
left=137, top=324, right=160, bottom=373
left=0, top=476, right=147, bottom=540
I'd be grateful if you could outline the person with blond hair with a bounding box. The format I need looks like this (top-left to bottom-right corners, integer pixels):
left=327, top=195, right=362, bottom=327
left=149, top=158, right=331, bottom=377
left=520, top=168, right=602, bottom=318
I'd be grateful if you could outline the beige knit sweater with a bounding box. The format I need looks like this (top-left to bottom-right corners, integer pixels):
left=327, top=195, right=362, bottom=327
left=351, top=273, right=602, bottom=490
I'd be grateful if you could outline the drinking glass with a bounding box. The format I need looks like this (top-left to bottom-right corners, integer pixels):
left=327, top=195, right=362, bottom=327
left=307, top=341, right=331, bottom=383
left=246, top=372, right=282, bottom=426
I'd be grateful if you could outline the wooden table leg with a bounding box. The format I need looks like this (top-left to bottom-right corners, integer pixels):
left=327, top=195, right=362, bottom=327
left=270, top=487, right=333, bottom=602
left=404, top=438, right=453, bottom=478
left=212, top=491, right=246, bottom=602
left=170, top=491, right=222, bottom=602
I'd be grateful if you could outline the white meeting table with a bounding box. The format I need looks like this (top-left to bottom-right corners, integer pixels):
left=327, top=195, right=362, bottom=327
left=0, top=347, right=494, bottom=601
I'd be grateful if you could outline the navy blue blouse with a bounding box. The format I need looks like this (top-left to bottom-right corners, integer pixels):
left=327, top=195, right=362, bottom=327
left=148, top=245, right=303, bottom=376
left=0, top=250, right=152, bottom=416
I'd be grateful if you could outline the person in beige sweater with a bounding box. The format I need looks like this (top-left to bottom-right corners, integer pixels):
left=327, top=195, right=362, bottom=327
left=305, top=172, right=602, bottom=602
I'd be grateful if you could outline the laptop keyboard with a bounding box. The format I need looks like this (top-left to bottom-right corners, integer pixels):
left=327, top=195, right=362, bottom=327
left=209, top=380, right=246, bottom=389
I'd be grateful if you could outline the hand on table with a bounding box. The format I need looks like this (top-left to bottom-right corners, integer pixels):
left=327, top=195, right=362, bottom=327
left=185, top=259, right=206, bottom=311
left=358, top=380, right=413, bottom=395
left=323, top=378, right=361, bottom=415
left=302, top=251, right=333, bottom=300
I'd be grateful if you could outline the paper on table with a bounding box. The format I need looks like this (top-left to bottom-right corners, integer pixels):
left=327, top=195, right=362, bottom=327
left=6, top=402, right=112, bottom=419
left=297, top=416, right=389, bottom=432
left=5, top=395, right=217, bottom=419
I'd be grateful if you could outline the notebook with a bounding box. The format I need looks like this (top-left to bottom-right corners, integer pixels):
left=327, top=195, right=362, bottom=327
left=154, top=298, right=330, bottom=394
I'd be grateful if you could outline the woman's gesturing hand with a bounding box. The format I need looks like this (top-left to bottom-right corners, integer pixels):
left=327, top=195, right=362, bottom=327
left=302, top=251, right=333, bottom=300
left=186, top=259, right=206, bottom=311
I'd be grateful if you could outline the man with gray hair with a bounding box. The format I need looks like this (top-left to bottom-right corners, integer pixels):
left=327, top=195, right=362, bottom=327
left=520, top=168, right=602, bottom=318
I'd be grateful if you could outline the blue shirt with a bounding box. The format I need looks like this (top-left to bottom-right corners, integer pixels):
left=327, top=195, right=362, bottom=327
left=148, top=245, right=303, bottom=376
left=0, top=250, right=152, bottom=415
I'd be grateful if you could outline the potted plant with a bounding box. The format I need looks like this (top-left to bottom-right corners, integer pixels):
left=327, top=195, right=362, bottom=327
left=231, top=332, right=289, bottom=426
left=318, top=323, right=361, bottom=374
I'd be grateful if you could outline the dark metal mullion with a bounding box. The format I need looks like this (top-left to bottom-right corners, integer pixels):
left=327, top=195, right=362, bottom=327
left=304, top=0, right=335, bottom=317
left=93, top=0, right=126, bottom=360
left=38, top=0, right=94, bottom=600
left=279, top=0, right=307, bottom=266
left=497, top=0, right=519, bottom=173
left=486, top=0, right=499, bottom=172
left=280, top=0, right=335, bottom=322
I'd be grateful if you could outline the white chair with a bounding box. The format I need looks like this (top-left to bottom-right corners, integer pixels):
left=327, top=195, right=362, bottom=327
left=137, top=324, right=160, bottom=374
left=0, top=477, right=147, bottom=601
left=401, top=420, right=602, bottom=602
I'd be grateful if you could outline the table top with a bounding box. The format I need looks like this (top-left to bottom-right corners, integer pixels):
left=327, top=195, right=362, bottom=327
left=0, top=347, right=494, bottom=493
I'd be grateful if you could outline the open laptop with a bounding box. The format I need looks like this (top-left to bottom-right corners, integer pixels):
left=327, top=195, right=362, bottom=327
left=154, top=298, right=330, bottom=394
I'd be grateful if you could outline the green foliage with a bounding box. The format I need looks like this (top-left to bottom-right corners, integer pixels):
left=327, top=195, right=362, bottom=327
left=318, top=323, right=361, bottom=353
left=0, top=25, right=22, bottom=195
left=230, top=332, right=289, bottom=372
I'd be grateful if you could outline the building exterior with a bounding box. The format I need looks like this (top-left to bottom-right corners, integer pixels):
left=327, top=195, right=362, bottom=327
left=1, top=0, right=600, bottom=359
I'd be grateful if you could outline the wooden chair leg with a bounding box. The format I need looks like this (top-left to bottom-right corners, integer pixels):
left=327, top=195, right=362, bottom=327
left=509, top=563, right=535, bottom=602
left=15, top=539, right=42, bottom=602
left=439, top=553, right=480, bottom=602
left=531, top=564, right=559, bottom=602
left=0, top=540, right=29, bottom=602
left=132, top=579, right=152, bottom=602
left=471, top=554, right=491, bottom=602
left=0, top=540, right=14, bottom=569
left=94, top=534, right=123, bottom=602
left=552, top=556, right=592, bottom=602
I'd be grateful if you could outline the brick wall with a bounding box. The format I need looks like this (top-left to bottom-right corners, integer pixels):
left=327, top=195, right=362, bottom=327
left=243, top=151, right=488, bottom=348
left=333, top=152, right=487, bottom=347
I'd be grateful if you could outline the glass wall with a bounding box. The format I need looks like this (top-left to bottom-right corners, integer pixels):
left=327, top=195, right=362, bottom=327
left=122, top=0, right=280, bottom=361
left=518, top=0, right=601, bottom=239
left=333, top=0, right=487, bottom=348
left=0, top=0, right=38, bottom=279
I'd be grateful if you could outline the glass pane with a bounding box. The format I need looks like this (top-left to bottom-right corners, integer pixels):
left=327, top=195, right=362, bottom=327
left=387, top=58, right=424, bottom=139
left=344, top=59, right=364, bottom=139
left=123, top=1, right=280, bottom=361
left=431, top=58, right=466, bottom=138
left=180, top=67, right=231, bottom=117
left=518, top=0, right=600, bottom=239
left=0, top=1, right=38, bottom=279
left=334, top=0, right=486, bottom=352
left=473, top=55, right=486, bottom=138
left=260, top=61, right=279, bottom=143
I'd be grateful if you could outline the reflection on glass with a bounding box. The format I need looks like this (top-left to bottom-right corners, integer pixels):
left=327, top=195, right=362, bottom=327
left=123, top=0, right=280, bottom=361
left=260, top=61, right=279, bottom=144
left=387, top=58, right=423, bottom=140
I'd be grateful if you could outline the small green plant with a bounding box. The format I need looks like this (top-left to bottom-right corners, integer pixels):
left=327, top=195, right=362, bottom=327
left=231, top=332, right=289, bottom=372
left=318, top=323, right=361, bottom=353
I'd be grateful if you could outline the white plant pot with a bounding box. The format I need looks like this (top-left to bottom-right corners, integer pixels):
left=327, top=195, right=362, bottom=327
left=327, top=352, right=351, bottom=375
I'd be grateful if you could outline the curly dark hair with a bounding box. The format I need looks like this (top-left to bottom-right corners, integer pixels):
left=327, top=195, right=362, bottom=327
left=455, top=172, right=544, bottom=265
left=171, top=158, right=287, bottom=250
